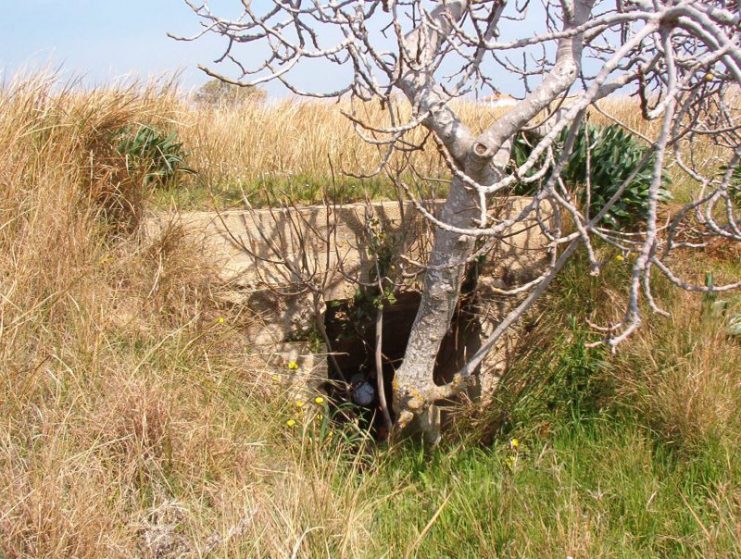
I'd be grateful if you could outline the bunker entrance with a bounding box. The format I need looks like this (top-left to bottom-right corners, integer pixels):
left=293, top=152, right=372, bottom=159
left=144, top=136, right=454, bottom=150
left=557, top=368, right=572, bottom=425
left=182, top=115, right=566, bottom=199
left=323, top=291, right=482, bottom=436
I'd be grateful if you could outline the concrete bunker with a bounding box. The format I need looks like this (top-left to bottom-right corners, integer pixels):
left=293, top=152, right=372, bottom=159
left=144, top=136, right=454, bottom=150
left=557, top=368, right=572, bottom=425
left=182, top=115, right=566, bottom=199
left=323, top=288, right=483, bottom=433
left=143, top=198, right=552, bottom=429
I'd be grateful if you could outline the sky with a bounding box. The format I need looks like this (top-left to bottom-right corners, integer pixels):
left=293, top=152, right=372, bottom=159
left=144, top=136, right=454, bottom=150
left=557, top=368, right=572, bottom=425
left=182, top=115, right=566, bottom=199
left=0, top=0, right=557, bottom=99
left=0, top=0, right=247, bottom=94
left=1, top=0, right=365, bottom=97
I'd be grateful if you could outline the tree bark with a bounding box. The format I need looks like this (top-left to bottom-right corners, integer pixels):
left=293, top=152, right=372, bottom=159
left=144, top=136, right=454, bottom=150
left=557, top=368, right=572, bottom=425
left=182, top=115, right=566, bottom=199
left=393, top=0, right=596, bottom=441
left=392, top=152, right=507, bottom=442
left=392, top=175, right=478, bottom=441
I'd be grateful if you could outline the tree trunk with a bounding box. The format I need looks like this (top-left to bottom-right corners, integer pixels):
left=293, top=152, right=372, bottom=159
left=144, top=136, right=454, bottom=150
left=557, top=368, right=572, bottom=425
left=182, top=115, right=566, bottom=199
left=392, top=174, right=478, bottom=441
left=392, top=141, right=511, bottom=442
left=392, top=2, right=594, bottom=441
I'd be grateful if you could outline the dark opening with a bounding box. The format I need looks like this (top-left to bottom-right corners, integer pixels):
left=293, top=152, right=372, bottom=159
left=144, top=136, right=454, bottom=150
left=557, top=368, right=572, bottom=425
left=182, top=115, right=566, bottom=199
left=323, top=290, right=481, bottom=437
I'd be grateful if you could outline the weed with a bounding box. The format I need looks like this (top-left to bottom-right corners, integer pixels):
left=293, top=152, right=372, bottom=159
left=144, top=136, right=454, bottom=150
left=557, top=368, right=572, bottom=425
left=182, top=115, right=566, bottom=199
left=115, top=123, right=194, bottom=187
left=1, top=75, right=738, bottom=558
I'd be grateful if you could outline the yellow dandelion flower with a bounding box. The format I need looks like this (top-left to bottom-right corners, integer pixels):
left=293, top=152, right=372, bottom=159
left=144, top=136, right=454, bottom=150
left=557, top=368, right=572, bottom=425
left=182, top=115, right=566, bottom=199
left=615, top=254, right=625, bottom=262
left=314, top=396, right=325, bottom=405
left=216, top=316, right=225, bottom=324
left=510, top=438, right=520, bottom=450
left=287, top=360, right=299, bottom=370
left=286, top=418, right=297, bottom=428
left=295, top=400, right=304, bottom=408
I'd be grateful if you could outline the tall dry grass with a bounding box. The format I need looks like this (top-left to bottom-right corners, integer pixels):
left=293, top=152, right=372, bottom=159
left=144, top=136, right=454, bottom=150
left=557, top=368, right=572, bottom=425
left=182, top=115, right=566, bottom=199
left=172, top=98, right=504, bottom=196
left=0, top=75, right=377, bottom=558
left=610, top=255, right=741, bottom=452
left=163, top=92, right=731, bottom=209
left=1, top=74, right=737, bottom=558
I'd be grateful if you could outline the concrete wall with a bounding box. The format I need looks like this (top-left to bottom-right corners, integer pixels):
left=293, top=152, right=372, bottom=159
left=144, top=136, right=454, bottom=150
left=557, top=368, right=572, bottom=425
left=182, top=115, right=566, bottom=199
left=144, top=198, right=551, bottom=398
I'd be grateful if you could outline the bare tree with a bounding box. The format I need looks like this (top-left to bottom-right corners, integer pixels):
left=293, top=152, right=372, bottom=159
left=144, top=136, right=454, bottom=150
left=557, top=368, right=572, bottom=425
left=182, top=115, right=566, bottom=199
left=173, top=1, right=741, bottom=442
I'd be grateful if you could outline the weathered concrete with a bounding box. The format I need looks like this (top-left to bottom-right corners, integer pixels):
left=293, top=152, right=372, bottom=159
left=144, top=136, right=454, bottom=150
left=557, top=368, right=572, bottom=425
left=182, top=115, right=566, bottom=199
left=146, top=201, right=435, bottom=300
left=475, top=198, right=554, bottom=399
left=144, top=198, right=551, bottom=399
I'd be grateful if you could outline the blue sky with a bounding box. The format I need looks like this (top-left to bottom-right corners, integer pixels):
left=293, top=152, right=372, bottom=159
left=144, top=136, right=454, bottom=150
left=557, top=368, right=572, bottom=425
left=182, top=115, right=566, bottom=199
left=0, top=0, right=556, bottom=98
left=0, top=0, right=242, bottom=93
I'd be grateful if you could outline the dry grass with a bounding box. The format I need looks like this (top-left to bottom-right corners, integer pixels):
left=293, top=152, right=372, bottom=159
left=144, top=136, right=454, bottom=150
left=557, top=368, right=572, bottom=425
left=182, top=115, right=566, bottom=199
left=174, top=97, right=504, bottom=191
left=1, top=74, right=738, bottom=558
left=0, top=75, right=376, bottom=558
left=612, top=261, right=741, bottom=452
left=160, top=92, right=734, bottom=209
left=173, top=96, right=653, bottom=189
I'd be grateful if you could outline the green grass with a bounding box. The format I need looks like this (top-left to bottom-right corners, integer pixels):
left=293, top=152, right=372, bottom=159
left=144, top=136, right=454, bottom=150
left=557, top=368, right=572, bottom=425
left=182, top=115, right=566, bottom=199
left=124, top=219, right=737, bottom=558
left=149, top=174, right=449, bottom=210
left=368, top=418, right=737, bottom=558
left=4, top=76, right=738, bottom=558
left=357, top=248, right=740, bottom=558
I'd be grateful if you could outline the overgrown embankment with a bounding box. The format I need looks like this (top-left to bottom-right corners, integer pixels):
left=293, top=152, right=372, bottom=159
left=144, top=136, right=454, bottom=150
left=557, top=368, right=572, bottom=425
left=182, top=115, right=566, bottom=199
left=0, top=76, right=738, bottom=558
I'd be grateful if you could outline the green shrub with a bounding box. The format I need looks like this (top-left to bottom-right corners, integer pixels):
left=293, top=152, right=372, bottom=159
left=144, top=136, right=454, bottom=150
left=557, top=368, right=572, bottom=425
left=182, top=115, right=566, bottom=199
left=512, top=123, right=671, bottom=228
left=115, top=124, right=193, bottom=187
